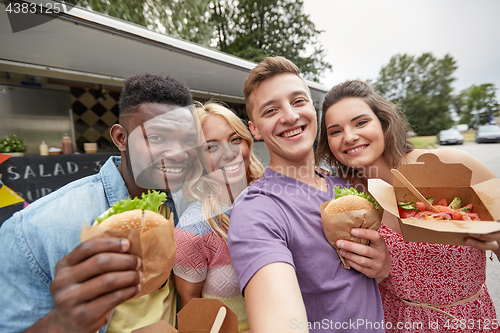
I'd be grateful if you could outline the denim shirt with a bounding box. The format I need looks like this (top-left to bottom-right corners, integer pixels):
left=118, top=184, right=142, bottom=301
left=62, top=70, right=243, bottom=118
left=0, top=156, right=129, bottom=333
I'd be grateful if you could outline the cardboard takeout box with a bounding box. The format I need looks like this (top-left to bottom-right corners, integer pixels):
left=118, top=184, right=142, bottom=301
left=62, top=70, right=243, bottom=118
left=132, top=299, right=238, bottom=333
left=368, top=153, right=500, bottom=245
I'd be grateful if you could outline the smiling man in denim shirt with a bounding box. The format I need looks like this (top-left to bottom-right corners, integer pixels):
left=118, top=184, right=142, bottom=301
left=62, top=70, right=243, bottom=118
left=0, top=73, right=200, bottom=333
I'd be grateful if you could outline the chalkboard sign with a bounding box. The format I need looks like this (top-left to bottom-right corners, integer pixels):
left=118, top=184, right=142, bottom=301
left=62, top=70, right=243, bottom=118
left=0, top=153, right=119, bottom=224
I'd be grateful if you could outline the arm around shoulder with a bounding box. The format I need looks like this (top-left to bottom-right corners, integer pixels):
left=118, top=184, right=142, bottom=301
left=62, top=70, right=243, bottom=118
left=245, top=263, right=308, bottom=333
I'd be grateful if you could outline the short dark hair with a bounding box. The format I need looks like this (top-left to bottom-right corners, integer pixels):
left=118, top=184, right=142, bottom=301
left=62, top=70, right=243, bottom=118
left=119, top=73, right=193, bottom=121
left=316, top=80, right=414, bottom=171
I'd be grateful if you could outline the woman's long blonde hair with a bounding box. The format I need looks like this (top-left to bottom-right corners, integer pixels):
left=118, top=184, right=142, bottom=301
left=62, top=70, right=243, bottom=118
left=184, top=101, right=264, bottom=241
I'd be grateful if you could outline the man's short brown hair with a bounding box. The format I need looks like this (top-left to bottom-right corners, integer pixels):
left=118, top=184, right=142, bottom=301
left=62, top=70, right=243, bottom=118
left=243, top=56, right=303, bottom=120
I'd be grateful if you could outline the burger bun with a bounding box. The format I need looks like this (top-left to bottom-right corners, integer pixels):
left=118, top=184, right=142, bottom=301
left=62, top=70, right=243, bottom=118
left=97, top=209, right=168, bottom=231
left=325, top=195, right=375, bottom=214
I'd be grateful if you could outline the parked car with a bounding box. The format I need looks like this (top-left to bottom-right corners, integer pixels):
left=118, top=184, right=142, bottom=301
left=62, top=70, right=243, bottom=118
left=437, top=129, right=463, bottom=145
left=475, top=125, right=500, bottom=143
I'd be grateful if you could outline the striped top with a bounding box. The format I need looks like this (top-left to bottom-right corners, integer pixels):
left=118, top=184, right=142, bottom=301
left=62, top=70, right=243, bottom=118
left=173, top=201, right=248, bottom=332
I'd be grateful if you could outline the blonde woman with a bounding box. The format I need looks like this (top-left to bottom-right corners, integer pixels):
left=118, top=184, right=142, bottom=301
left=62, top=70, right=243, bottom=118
left=173, top=101, right=264, bottom=332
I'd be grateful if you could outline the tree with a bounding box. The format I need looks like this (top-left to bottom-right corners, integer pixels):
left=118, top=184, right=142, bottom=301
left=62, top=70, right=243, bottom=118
left=210, top=0, right=238, bottom=52
left=225, top=0, right=331, bottom=81
left=68, top=0, right=330, bottom=82
left=69, top=0, right=160, bottom=28
left=373, top=53, right=457, bottom=136
left=160, top=0, right=214, bottom=46
left=456, top=84, right=499, bottom=128
left=70, top=0, right=214, bottom=44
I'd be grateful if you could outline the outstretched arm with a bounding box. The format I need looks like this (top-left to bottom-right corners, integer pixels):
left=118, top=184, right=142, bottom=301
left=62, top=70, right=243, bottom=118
left=24, top=238, right=141, bottom=333
left=245, top=263, right=309, bottom=333
left=336, top=228, right=391, bottom=283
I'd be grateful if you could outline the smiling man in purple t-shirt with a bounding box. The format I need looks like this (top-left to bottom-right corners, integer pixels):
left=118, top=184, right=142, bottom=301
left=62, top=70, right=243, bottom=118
left=227, top=57, right=391, bottom=333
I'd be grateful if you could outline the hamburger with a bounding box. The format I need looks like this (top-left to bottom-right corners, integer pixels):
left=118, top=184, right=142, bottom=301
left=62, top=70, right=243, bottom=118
left=81, top=190, right=176, bottom=298
left=324, top=187, right=379, bottom=214
left=94, top=190, right=170, bottom=230
left=321, top=186, right=381, bottom=269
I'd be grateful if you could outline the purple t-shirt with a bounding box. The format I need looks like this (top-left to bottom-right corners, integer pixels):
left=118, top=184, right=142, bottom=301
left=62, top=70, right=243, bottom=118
left=228, top=168, right=385, bottom=332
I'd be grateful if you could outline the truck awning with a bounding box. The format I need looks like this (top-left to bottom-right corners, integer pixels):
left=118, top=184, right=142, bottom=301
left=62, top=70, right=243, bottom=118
left=0, top=0, right=327, bottom=107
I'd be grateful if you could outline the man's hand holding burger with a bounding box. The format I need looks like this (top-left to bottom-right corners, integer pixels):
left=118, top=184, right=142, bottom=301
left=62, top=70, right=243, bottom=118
left=24, top=238, right=142, bottom=333
left=24, top=190, right=174, bottom=333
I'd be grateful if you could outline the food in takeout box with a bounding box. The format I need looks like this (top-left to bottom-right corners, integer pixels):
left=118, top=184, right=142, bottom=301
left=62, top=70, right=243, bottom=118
left=80, top=190, right=176, bottom=299
left=132, top=298, right=239, bottom=333
left=398, top=196, right=481, bottom=221
left=368, top=153, right=500, bottom=245
left=321, top=186, right=382, bottom=269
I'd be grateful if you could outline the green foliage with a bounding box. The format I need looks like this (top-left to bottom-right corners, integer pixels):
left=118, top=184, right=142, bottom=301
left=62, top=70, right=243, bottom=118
left=456, top=83, right=499, bottom=128
left=161, top=0, right=215, bottom=46
left=96, top=190, right=167, bottom=224
left=333, top=186, right=380, bottom=210
left=210, top=0, right=237, bottom=51
left=68, top=0, right=330, bottom=81
left=68, top=0, right=153, bottom=27
left=373, top=53, right=457, bottom=136
left=0, top=134, right=27, bottom=153
left=224, top=0, right=331, bottom=81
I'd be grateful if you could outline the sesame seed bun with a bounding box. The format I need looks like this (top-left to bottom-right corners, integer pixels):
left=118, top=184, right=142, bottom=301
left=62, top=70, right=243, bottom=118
left=325, top=195, right=375, bottom=214
left=98, top=209, right=168, bottom=231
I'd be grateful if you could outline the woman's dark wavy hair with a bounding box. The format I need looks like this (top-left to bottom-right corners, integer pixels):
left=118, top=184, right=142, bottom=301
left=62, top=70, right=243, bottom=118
left=316, top=80, right=414, bottom=175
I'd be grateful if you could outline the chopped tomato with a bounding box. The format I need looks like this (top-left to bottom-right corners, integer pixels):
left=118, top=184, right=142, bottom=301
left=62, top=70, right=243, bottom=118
left=401, top=197, right=481, bottom=221
left=431, top=205, right=462, bottom=220
left=460, top=204, right=473, bottom=212
left=414, top=211, right=452, bottom=220
left=398, top=206, right=418, bottom=218
left=414, top=211, right=435, bottom=219
left=432, top=213, right=453, bottom=220
left=433, top=205, right=455, bottom=214
left=452, top=211, right=465, bottom=220
left=462, top=212, right=481, bottom=221
left=436, top=198, right=448, bottom=206
left=415, top=201, right=426, bottom=212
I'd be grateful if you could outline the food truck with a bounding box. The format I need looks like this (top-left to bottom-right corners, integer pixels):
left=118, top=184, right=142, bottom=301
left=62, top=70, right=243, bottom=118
left=0, top=0, right=328, bottom=223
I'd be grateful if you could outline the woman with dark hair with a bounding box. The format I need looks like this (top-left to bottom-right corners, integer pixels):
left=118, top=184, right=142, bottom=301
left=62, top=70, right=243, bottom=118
left=316, top=80, right=500, bottom=332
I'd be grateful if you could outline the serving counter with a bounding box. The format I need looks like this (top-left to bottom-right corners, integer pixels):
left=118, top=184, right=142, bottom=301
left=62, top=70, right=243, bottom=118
left=0, top=152, right=119, bottom=225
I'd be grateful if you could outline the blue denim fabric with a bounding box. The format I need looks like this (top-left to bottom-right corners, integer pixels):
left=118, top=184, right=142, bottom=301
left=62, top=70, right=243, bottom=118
left=164, top=196, right=179, bottom=226
left=0, top=157, right=129, bottom=333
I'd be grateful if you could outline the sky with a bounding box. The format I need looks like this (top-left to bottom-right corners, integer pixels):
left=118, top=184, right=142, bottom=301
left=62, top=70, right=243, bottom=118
left=302, top=0, right=500, bottom=94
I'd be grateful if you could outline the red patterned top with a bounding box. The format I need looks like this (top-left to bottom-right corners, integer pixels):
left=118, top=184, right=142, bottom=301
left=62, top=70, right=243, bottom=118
left=379, top=223, right=499, bottom=332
